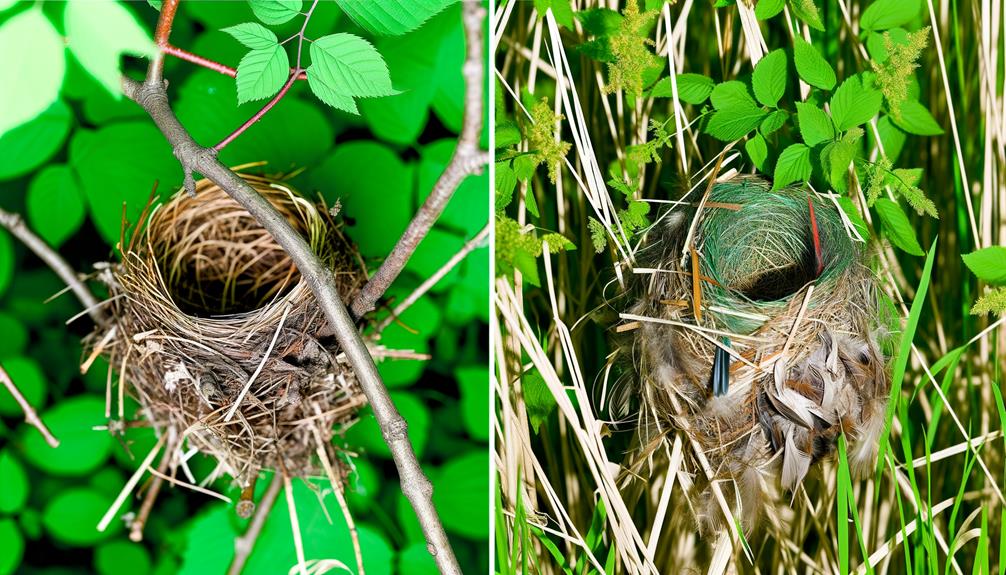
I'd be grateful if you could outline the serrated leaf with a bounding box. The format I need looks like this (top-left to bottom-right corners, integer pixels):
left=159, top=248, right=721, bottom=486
left=861, top=0, right=921, bottom=31
left=761, top=109, right=789, bottom=135
left=649, top=73, right=715, bottom=104
left=523, top=369, right=557, bottom=433
left=874, top=197, right=924, bottom=255
left=773, top=143, right=812, bottom=189
left=790, top=0, right=825, bottom=31
left=235, top=45, right=289, bottom=104
left=335, top=0, right=456, bottom=36
left=962, top=247, right=1006, bottom=285
left=796, top=102, right=835, bottom=146
left=793, top=37, right=836, bottom=90
left=0, top=9, right=65, bottom=137
left=221, top=22, right=278, bottom=50
left=823, top=138, right=857, bottom=191
left=248, top=0, right=301, bottom=25
left=707, top=107, right=768, bottom=141
left=65, top=1, right=154, bottom=97
left=830, top=75, right=883, bottom=130
left=710, top=80, right=758, bottom=109
left=495, top=121, right=521, bottom=149
left=752, top=49, right=787, bottom=107
left=745, top=132, right=768, bottom=171
left=890, top=99, right=944, bottom=135
left=309, top=33, right=396, bottom=100
left=755, top=0, right=786, bottom=19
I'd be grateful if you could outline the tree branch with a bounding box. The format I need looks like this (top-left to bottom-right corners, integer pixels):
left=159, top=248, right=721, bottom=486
left=0, top=207, right=106, bottom=326
left=123, top=3, right=462, bottom=572
left=228, top=472, right=283, bottom=575
left=0, top=361, right=59, bottom=448
left=350, top=0, right=490, bottom=318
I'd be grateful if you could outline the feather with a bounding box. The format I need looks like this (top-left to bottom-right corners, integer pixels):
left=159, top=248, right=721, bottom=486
left=781, top=431, right=812, bottom=490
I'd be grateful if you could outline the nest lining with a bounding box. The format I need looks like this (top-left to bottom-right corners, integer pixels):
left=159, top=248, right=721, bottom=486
left=627, top=176, right=892, bottom=532
left=88, top=174, right=368, bottom=490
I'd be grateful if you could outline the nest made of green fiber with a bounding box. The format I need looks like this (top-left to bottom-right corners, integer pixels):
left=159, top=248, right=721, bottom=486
left=623, top=176, right=893, bottom=533
left=86, top=173, right=368, bottom=491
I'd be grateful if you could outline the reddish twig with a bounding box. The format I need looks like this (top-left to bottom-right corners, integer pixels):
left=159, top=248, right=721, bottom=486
left=0, top=361, right=59, bottom=448
left=350, top=1, right=490, bottom=318
left=214, top=0, right=320, bottom=151
left=163, top=45, right=238, bottom=78
left=228, top=473, right=283, bottom=575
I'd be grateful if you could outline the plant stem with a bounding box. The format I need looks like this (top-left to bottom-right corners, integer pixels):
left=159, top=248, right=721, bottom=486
left=351, top=1, right=489, bottom=318
left=0, top=207, right=106, bottom=326
left=163, top=45, right=237, bottom=78
left=228, top=473, right=283, bottom=575
left=124, top=2, right=463, bottom=572
left=0, top=361, right=59, bottom=448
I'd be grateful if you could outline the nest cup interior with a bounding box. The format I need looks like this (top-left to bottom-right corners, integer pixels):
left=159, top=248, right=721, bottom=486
left=697, top=179, right=855, bottom=331
left=146, top=180, right=321, bottom=317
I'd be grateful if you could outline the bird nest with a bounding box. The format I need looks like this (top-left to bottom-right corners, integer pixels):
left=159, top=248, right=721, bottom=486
left=625, top=176, right=893, bottom=532
left=85, top=174, right=368, bottom=507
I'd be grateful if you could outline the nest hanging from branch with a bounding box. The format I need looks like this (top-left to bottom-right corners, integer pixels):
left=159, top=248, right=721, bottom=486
left=85, top=174, right=368, bottom=502
left=625, top=176, right=893, bottom=532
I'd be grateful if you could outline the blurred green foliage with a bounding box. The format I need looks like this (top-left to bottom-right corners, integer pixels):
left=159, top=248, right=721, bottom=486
left=0, top=1, right=489, bottom=574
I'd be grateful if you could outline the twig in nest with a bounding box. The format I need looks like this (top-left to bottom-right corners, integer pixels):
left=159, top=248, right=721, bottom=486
left=0, top=361, right=59, bottom=448
left=229, top=473, right=283, bottom=575
left=130, top=434, right=177, bottom=541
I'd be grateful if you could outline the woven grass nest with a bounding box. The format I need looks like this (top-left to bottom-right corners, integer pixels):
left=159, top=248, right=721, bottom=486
left=86, top=173, right=367, bottom=510
left=625, top=176, right=893, bottom=532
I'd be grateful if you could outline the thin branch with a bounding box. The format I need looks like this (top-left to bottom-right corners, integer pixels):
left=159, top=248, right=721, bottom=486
left=163, top=45, right=238, bottom=78
left=0, top=361, right=59, bottom=448
left=0, top=207, right=106, bottom=326
left=124, top=3, right=464, bottom=572
left=229, top=473, right=283, bottom=575
left=129, top=433, right=177, bottom=542
left=377, top=223, right=490, bottom=333
left=350, top=0, right=490, bottom=318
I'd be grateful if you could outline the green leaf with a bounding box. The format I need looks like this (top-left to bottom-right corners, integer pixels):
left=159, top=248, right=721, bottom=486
left=235, top=45, right=289, bottom=104
left=823, top=137, right=858, bottom=191
left=760, top=109, right=789, bottom=135
left=876, top=114, right=907, bottom=161
left=745, top=132, right=769, bottom=171
left=0, top=520, right=23, bottom=575
left=838, top=196, right=871, bottom=241
left=830, top=75, right=883, bottom=130
left=755, top=0, right=786, bottom=19
left=0, top=8, right=65, bottom=136
left=535, top=0, right=575, bottom=28
left=962, top=247, right=1006, bottom=285
left=649, top=73, right=715, bottom=105
left=874, top=197, right=925, bottom=255
left=0, top=358, right=46, bottom=418
left=433, top=451, right=489, bottom=538
left=0, top=313, right=26, bottom=357
left=0, top=99, right=71, bottom=181
left=457, top=366, right=489, bottom=441
left=707, top=107, right=768, bottom=141
left=752, top=49, right=788, bottom=107
left=69, top=122, right=180, bottom=245
left=523, top=368, right=557, bottom=434
left=27, top=165, right=85, bottom=248
left=796, top=102, right=835, bottom=146
left=0, top=451, right=28, bottom=514
left=247, top=0, right=302, bottom=25
left=299, top=142, right=413, bottom=258
left=793, top=37, right=836, bottom=90
left=496, top=121, right=521, bottom=149
left=43, top=487, right=119, bottom=546
left=95, top=541, right=152, bottom=575
left=308, top=33, right=396, bottom=112
left=221, top=22, right=279, bottom=50
left=772, top=143, right=812, bottom=189
left=790, top=0, right=825, bottom=30
left=890, top=99, right=944, bottom=135
left=861, top=0, right=921, bottom=31
left=710, top=80, right=758, bottom=109
left=336, top=0, right=456, bottom=36
left=65, top=0, right=154, bottom=96
left=21, top=396, right=112, bottom=476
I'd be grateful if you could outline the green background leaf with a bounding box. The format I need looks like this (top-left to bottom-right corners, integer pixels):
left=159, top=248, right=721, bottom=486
left=336, top=0, right=457, bottom=36
left=962, top=246, right=1006, bottom=284
left=0, top=9, right=64, bottom=137
left=64, top=1, right=154, bottom=96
